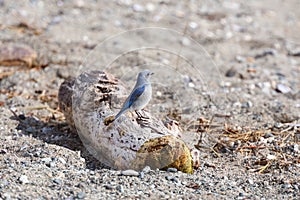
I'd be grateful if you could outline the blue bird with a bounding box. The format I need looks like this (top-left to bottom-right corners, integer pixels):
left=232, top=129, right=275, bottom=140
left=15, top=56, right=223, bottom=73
left=114, top=69, right=154, bottom=121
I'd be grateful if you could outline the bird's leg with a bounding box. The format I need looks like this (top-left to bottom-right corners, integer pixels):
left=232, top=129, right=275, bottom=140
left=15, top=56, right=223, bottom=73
left=135, top=110, right=150, bottom=120
left=135, top=110, right=151, bottom=126
left=141, top=109, right=150, bottom=119
left=135, top=110, right=143, bottom=119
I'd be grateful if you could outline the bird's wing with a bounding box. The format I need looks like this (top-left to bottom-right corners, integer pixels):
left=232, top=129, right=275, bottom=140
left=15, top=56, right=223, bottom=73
left=125, top=85, right=145, bottom=108
left=115, top=85, right=145, bottom=120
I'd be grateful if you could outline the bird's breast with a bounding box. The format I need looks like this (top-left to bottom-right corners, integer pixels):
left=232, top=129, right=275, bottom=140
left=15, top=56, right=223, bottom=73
left=131, top=84, right=152, bottom=110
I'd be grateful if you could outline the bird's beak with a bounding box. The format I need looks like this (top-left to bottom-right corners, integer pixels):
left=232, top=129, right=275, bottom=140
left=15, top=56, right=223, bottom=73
left=150, top=72, right=154, bottom=75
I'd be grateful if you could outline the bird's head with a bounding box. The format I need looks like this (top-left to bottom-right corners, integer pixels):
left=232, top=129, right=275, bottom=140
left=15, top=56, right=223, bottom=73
left=139, top=69, right=154, bottom=80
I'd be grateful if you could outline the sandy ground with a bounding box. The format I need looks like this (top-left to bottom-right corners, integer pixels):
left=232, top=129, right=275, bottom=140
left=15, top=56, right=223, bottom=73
left=0, top=0, right=300, bottom=199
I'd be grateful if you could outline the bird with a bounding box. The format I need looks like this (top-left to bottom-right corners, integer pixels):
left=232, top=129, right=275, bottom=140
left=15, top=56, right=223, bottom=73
left=114, top=69, right=154, bottom=121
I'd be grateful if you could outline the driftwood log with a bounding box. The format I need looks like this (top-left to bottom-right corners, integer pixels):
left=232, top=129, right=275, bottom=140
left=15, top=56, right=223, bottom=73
left=58, top=71, right=193, bottom=173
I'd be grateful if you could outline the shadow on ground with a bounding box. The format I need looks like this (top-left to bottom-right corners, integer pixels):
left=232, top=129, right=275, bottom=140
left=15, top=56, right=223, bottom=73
left=11, top=114, right=108, bottom=170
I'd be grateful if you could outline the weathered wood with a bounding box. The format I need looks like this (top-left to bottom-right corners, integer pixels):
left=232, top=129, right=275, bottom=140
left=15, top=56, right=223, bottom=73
left=58, top=70, right=193, bottom=173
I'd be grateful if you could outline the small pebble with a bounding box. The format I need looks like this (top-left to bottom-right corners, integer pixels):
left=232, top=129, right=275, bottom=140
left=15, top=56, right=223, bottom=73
left=77, top=192, right=85, bottom=199
left=41, top=157, right=52, bottom=164
left=189, top=21, right=198, bottom=29
left=223, top=1, right=240, bottom=10
left=18, top=114, right=26, bottom=120
left=235, top=55, right=245, bottom=62
left=165, top=176, right=178, bottom=183
left=142, top=166, right=151, bottom=174
left=172, top=177, right=179, bottom=183
left=220, top=81, right=232, bottom=87
left=33, top=151, right=41, bottom=157
left=121, top=169, right=139, bottom=176
left=175, top=10, right=185, bottom=18
left=49, top=161, right=56, bottom=168
left=116, top=185, right=124, bottom=193
left=2, top=193, right=11, bottom=200
left=75, top=0, right=85, bottom=8
left=288, top=48, right=300, bottom=56
left=58, top=157, right=66, bottom=164
left=282, top=184, right=291, bottom=189
left=225, top=67, right=237, bottom=77
left=267, top=154, right=276, bottom=160
left=146, top=3, right=155, bottom=12
left=167, top=168, right=178, bottom=173
left=139, top=172, right=145, bottom=179
left=0, top=149, right=7, bottom=154
left=132, top=4, right=145, bottom=12
left=188, top=82, right=195, bottom=88
left=51, top=54, right=67, bottom=64
left=264, top=132, right=274, bottom=138
left=19, top=175, right=29, bottom=184
left=254, top=48, right=277, bottom=59
left=0, top=179, right=9, bottom=187
left=248, top=179, right=254, bottom=185
left=276, top=84, right=291, bottom=94
left=181, top=37, right=191, bottom=46
left=104, top=185, right=113, bottom=190
left=53, top=179, right=62, bottom=185
left=150, top=184, right=155, bottom=189
left=51, top=16, right=62, bottom=25
left=293, top=144, right=299, bottom=152
left=241, top=101, right=253, bottom=108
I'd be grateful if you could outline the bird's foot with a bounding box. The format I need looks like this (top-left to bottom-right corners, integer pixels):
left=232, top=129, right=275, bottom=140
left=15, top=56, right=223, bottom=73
left=135, top=111, right=151, bottom=126
left=135, top=110, right=150, bottom=120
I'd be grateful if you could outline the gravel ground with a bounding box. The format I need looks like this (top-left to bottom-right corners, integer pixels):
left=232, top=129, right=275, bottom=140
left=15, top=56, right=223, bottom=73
left=0, top=0, right=300, bottom=199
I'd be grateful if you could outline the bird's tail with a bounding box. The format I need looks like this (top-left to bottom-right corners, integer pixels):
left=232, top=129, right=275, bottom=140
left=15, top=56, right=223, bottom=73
left=114, top=108, right=127, bottom=121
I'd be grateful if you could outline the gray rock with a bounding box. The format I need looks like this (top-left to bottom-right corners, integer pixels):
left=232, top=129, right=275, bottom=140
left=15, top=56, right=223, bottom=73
left=121, top=169, right=140, bottom=177
left=139, top=172, right=145, bottom=179
left=293, top=144, right=299, bottom=152
left=49, top=161, right=56, bottom=168
left=167, top=168, right=178, bottom=173
left=104, top=185, right=113, bottom=190
left=165, top=176, right=178, bottom=182
left=248, top=178, right=254, bottom=185
left=77, top=192, right=86, bottom=199
left=132, top=4, right=145, bottom=12
left=41, top=157, right=52, bottom=164
left=264, top=132, right=275, bottom=138
left=276, top=84, right=291, bottom=94
left=142, top=166, right=151, bottom=174
left=225, top=67, right=237, bottom=77
left=2, top=193, right=11, bottom=200
left=58, top=157, right=66, bottom=164
left=19, top=175, right=29, bottom=184
left=116, top=185, right=124, bottom=193
left=53, top=179, right=62, bottom=185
